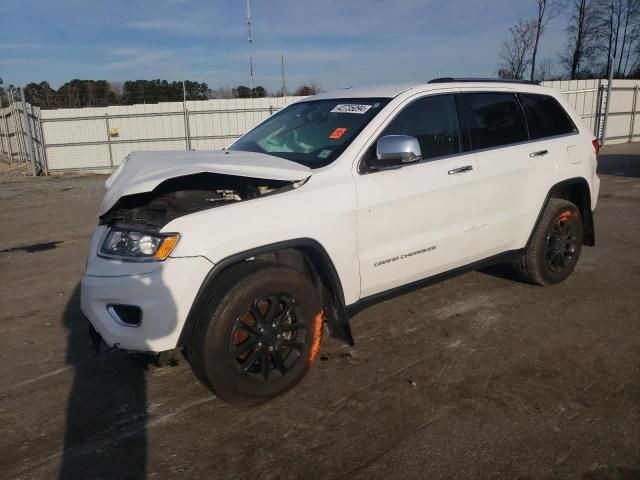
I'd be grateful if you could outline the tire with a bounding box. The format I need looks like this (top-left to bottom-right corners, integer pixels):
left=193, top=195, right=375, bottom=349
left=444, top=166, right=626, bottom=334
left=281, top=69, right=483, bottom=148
left=519, top=198, right=584, bottom=286
left=186, top=261, right=323, bottom=406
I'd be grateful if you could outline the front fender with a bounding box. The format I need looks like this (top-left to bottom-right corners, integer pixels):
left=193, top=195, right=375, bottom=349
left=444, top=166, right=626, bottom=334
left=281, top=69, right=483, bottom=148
left=163, top=172, right=361, bottom=305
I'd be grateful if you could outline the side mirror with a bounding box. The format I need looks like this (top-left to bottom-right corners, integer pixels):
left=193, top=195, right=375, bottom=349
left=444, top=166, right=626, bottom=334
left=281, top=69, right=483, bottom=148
left=367, top=135, right=422, bottom=170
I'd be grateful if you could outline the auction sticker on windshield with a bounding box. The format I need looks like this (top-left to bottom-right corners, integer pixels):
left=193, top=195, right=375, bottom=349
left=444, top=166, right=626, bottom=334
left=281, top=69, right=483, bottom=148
left=330, top=104, right=372, bottom=114
left=329, top=128, right=348, bottom=139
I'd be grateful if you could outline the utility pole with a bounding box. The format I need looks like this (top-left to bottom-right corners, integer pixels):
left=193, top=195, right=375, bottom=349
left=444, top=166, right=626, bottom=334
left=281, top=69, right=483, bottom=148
left=281, top=53, right=287, bottom=97
left=246, top=0, right=254, bottom=96
left=601, top=47, right=617, bottom=146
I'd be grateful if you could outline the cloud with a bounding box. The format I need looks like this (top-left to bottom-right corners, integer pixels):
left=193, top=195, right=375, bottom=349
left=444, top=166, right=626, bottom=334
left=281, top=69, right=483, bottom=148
left=125, top=19, right=221, bottom=36
left=105, top=48, right=181, bottom=72
left=1, top=0, right=570, bottom=90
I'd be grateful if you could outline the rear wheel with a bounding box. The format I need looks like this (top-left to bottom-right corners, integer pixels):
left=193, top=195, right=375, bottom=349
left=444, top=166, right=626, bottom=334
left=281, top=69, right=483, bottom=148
left=519, top=198, right=583, bottom=286
left=187, top=261, right=323, bottom=406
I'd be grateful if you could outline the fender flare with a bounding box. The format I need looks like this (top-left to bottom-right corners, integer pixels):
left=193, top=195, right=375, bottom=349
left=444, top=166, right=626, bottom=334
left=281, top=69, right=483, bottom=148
left=527, top=177, right=595, bottom=247
left=178, top=238, right=353, bottom=348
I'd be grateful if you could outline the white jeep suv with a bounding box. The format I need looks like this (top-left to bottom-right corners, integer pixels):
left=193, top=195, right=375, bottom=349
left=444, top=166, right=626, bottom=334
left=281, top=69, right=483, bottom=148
left=81, top=78, right=600, bottom=405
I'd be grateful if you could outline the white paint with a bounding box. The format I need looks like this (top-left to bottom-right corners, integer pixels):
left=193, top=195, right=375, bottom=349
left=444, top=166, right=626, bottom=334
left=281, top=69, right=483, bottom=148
left=82, top=80, right=601, bottom=353
left=100, top=149, right=310, bottom=214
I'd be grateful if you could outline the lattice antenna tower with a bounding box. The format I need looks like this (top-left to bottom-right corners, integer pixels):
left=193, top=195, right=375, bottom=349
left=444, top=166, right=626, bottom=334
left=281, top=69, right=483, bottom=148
left=246, top=0, right=254, bottom=95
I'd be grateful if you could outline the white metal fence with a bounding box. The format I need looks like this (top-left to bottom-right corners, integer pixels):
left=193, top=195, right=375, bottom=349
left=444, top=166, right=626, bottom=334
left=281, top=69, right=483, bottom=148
left=40, top=96, right=304, bottom=174
left=0, top=95, right=304, bottom=175
left=1, top=79, right=639, bottom=176
left=544, top=79, right=640, bottom=143
left=0, top=92, right=47, bottom=174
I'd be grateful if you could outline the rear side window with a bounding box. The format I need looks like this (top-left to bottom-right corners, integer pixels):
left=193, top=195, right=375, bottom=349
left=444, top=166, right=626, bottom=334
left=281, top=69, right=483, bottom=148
left=521, top=93, right=577, bottom=139
left=463, top=93, right=528, bottom=150
left=380, top=94, right=461, bottom=159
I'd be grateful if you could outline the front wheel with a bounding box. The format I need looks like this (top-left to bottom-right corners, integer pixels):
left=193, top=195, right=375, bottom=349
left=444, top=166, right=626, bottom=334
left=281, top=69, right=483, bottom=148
left=519, top=198, right=584, bottom=286
left=187, top=261, right=323, bottom=406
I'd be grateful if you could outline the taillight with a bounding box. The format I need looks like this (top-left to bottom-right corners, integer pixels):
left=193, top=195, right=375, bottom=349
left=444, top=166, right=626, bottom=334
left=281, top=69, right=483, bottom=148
left=592, top=139, right=600, bottom=156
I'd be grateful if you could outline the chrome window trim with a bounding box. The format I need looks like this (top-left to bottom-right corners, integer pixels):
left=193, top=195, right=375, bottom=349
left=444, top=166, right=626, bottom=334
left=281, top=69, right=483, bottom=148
left=357, top=88, right=583, bottom=174
left=358, top=131, right=581, bottom=174
left=465, top=131, right=580, bottom=156
left=357, top=92, right=463, bottom=174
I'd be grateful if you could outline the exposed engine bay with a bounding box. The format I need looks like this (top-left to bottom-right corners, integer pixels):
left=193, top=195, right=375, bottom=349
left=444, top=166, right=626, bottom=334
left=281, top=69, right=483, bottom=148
left=100, top=172, right=295, bottom=230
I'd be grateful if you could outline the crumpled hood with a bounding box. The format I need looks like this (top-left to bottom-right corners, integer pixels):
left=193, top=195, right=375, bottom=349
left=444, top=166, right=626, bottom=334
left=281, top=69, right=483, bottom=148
left=100, top=150, right=311, bottom=215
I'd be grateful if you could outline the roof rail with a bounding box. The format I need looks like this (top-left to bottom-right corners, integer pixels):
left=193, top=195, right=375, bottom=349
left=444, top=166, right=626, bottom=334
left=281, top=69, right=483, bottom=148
left=428, top=77, right=541, bottom=85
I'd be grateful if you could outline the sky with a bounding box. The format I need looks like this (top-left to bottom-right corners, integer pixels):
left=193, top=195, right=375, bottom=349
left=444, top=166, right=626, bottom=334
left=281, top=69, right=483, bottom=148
left=0, top=0, right=569, bottom=92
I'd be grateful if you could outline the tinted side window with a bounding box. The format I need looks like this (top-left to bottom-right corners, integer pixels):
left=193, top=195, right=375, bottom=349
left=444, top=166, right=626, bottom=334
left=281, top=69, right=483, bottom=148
left=381, top=94, right=461, bottom=159
left=464, top=93, right=528, bottom=150
left=521, top=94, right=576, bottom=138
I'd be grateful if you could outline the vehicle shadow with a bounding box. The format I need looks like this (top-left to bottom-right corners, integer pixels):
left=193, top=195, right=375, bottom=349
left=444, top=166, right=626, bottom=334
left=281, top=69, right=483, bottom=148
left=59, top=284, right=148, bottom=479
left=597, top=153, right=640, bottom=178
left=478, top=262, right=531, bottom=285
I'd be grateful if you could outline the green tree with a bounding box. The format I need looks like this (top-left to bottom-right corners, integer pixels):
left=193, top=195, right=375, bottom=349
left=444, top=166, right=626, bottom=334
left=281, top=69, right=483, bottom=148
left=233, top=85, right=252, bottom=98
left=252, top=86, right=267, bottom=97
left=181, top=80, right=210, bottom=100
left=24, top=81, right=57, bottom=109
left=55, top=79, right=117, bottom=108
left=121, top=79, right=209, bottom=105
left=293, top=82, right=322, bottom=96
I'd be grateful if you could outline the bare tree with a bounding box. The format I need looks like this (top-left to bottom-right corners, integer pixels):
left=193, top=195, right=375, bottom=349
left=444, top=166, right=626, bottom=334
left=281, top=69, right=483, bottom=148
left=109, top=82, right=124, bottom=101
left=592, top=0, right=640, bottom=77
left=208, top=86, right=234, bottom=99
left=594, top=0, right=624, bottom=76
left=621, top=21, right=640, bottom=74
left=499, top=19, right=537, bottom=80
left=631, top=40, right=640, bottom=76
left=560, top=0, right=600, bottom=79
left=616, top=0, right=640, bottom=76
left=535, top=57, right=556, bottom=80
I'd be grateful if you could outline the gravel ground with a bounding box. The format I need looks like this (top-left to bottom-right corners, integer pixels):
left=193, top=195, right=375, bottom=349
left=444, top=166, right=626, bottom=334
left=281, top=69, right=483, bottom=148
left=0, top=144, right=638, bottom=480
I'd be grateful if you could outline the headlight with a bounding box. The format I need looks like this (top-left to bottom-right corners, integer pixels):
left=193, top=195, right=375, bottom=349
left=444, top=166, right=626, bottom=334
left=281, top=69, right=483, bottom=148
left=99, top=228, right=180, bottom=261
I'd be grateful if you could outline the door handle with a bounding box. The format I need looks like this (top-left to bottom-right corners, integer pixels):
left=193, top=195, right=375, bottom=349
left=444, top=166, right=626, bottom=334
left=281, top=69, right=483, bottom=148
left=529, top=149, right=549, bottom=157
left=448, top=165, right=473, bottom=175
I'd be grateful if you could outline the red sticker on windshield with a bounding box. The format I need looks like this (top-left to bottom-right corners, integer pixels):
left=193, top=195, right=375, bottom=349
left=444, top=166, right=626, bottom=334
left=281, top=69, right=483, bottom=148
left=329, top=127, right=347, bottom=139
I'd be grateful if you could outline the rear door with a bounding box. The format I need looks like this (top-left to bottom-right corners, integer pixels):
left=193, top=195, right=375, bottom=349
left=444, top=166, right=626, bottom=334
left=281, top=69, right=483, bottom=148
left=355, top=93, right=481, bottom=298
left=520, top=92, right=580, bottom=167
left=458, top=90, right=556, bottom=257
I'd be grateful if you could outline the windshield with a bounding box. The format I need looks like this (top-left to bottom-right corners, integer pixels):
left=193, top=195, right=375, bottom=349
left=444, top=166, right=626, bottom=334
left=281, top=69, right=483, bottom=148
left=229, top=98, right=390, bottom=168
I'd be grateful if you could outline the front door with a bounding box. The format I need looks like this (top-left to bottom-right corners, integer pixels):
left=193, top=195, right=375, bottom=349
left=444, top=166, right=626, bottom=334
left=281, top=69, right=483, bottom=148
left=354, top=93, right=481, bottom=298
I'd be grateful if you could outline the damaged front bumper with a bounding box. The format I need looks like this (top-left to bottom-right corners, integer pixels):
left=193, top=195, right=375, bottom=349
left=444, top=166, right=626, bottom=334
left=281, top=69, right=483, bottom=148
left=81, top=253, right=213, bottom=353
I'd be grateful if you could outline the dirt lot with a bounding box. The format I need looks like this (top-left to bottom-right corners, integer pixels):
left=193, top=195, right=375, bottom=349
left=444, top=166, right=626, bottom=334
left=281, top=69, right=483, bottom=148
left=0, top=144, right=638, bottom=480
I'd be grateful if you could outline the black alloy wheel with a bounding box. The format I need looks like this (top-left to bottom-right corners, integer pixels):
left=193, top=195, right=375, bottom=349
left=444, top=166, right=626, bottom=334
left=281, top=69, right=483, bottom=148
left=518, top=198, right=584, bottom=286
left=187, top=261, right=323, bottom=406
left=544, top=209, right=580, bottom=274
left=229, top=294, right=307, bottom=382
